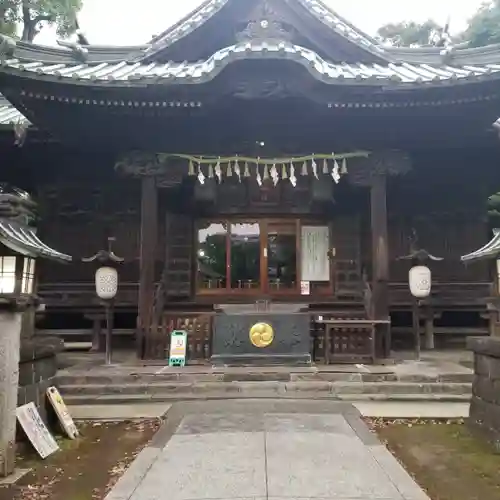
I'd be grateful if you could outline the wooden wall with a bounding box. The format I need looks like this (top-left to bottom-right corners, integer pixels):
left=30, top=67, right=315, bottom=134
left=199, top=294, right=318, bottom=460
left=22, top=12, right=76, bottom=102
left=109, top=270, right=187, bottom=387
left=0, top=141, right=496, bottom=310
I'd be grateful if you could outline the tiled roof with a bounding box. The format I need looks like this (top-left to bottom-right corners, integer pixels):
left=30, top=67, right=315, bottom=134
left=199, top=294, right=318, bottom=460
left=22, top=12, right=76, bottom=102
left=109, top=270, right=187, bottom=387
left=461, top=230, right=500, bottom=262
left=299, top=0, right=383, bottom=55
left=4, top=41, right=500, bottom=86
left=0, top=218, right=71, bottom=262
left=0, top=95, right=28, bottom=125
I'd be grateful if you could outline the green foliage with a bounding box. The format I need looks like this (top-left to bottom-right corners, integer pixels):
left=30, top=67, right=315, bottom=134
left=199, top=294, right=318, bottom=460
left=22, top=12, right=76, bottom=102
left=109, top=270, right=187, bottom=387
left=0, top=0, right=82, bottom=42
left=463, top=0, right=500, bottom=47
left=487, top=191, right=500, bottom=221
left=377, top=20, right=442, bottom=47
left=377, top=1, right=500, bottom=49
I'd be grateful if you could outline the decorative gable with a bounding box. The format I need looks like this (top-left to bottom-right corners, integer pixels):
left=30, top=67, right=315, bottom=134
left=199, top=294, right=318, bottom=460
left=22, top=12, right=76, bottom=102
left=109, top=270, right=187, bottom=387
left=141, top=0, right=390, bottom=64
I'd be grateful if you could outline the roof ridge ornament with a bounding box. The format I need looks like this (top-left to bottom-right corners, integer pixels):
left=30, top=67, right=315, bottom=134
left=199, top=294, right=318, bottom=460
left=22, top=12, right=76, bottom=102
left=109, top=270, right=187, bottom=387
left=57, top=39, right=88, bottom=62
left=0, top=34, right=16, bottom=59
left=236, top=0, right=292, bottom=42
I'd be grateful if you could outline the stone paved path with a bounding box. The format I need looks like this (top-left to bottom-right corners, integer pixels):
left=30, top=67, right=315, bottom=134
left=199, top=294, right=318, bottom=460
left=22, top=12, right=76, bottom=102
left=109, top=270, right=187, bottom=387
left=105, top=400, right=430, bottom=500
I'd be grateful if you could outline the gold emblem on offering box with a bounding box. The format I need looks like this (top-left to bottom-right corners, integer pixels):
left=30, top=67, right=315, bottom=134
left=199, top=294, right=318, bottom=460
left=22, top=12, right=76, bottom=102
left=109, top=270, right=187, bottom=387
left=249, top=322, right=274, bottom=348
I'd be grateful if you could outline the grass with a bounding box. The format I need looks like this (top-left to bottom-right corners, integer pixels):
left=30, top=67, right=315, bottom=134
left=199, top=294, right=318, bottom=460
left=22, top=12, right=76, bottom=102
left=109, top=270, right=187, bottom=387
left=0, top=419, right=160, bottom=500
left=370, top=419, right=500, bottom=500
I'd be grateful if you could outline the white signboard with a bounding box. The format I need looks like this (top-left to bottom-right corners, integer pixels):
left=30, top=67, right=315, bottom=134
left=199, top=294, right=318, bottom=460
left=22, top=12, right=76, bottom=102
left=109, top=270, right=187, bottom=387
left=47, top=386, right=79, bottom=439
left=16, top=402, right=59, bottom=459
left=301, top=226, right=330, bottom=282
left=169, top=330, right=188, bottom=367
left=300, top=281, right=310, bottom=295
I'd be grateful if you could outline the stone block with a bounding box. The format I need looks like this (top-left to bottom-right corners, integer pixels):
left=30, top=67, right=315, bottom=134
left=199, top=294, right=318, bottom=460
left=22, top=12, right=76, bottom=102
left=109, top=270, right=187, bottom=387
left=35, top=356, right=57, bottom=381
left=18, top=360, right=35, bottom=387
left=468, top=336, right=500, bottom=359
left=474, top=354, right=491, bottom=376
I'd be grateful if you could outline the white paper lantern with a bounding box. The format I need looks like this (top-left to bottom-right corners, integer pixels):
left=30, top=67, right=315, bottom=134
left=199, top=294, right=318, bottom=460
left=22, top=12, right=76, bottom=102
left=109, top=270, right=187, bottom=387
left=409, top=265, right=431, bottom=298
left=95, top=266, right=118, bottom=300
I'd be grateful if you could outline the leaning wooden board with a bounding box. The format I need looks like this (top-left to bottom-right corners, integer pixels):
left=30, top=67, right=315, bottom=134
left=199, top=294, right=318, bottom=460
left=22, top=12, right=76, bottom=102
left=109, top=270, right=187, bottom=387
left=47, top=386, right=79, bottom=439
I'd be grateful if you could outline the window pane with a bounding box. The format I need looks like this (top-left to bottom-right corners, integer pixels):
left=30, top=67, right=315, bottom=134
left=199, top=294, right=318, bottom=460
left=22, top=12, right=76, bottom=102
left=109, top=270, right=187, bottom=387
left=267, top=222, right=297, bottom=291
left=21, top=257, right=35, bottom=294
left=197, top=223, right=227, bottom=290
left=0, top=256, right=16, bottom=294
left=230, top=223, right=260, bottom=290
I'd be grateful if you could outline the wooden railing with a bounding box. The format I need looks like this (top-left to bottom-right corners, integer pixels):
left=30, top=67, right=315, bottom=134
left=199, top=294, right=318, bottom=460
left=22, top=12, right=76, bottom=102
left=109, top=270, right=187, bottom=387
left=389, top=281, right=490, bottom=308
left=39, top=282, right=139, bottom=309
left=162, top=313, right=214, bottom=362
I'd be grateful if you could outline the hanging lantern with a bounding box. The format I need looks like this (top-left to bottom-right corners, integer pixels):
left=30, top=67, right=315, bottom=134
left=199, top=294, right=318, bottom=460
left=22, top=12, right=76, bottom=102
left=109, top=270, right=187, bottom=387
left=409, top=265, right=432, bottom=299
left=188, top=159, right=196, bottom=176
left=208, top=164, right=214, bottom=179
left=226, top=161, right=233, bottom=177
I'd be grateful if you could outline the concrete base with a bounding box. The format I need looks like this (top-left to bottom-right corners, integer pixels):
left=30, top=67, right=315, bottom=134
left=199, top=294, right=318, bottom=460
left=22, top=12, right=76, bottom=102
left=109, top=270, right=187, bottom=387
left=211, top=353, right=312, bottom=367
left=0, top=468, right=31, bottom=485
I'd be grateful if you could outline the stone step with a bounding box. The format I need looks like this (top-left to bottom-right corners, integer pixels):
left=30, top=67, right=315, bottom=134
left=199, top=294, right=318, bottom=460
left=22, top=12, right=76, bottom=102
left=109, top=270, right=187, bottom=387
left=55, top=371, right=473, bottom=386
left=61, top=391, right=471, bottom=406
left=58, top=381, right=472, bottom=398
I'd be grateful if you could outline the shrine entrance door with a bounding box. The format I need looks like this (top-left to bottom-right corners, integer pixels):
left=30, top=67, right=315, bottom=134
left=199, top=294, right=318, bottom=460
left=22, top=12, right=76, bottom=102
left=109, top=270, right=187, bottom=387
left=197, top=218, right=334, bottom=298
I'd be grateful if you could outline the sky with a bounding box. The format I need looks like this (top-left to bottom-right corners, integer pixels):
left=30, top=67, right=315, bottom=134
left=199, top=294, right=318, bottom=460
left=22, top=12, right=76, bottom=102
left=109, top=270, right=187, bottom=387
left=35, top=0, right=486, bottom=47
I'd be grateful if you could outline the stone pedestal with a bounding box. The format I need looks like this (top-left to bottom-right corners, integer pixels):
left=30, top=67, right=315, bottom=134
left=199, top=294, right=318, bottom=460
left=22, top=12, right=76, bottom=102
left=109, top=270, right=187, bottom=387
left=468, top=337, right=500, bottom=450
left=210, top=309, right=311, bottom=366
left=18, top=337, right=63, bottom=424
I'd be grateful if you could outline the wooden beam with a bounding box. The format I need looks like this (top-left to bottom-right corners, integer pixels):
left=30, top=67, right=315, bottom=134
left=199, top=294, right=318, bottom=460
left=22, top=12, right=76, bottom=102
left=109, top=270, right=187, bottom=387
left=138, top=176, right=158, bottom=358
left=370, top=174, right=390, bottom=357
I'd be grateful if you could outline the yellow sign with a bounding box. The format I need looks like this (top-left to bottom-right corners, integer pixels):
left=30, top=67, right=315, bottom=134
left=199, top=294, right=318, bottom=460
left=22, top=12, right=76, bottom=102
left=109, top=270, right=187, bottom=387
left=47, top=386, right=79, bottom=439
left=249, top=322, right=274, bottom=348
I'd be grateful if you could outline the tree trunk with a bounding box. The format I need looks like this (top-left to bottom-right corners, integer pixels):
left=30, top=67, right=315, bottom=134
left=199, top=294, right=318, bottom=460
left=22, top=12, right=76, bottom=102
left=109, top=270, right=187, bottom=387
left=21, top=2, right=39, bottom=42
left=21, top=20, right=36, bottom=42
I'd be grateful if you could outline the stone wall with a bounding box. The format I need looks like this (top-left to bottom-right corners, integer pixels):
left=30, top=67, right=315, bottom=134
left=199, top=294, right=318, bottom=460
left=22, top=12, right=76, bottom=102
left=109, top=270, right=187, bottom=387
left=18, top=337, right=63, bottom=423
left=468, top=336, right=500, bottom=450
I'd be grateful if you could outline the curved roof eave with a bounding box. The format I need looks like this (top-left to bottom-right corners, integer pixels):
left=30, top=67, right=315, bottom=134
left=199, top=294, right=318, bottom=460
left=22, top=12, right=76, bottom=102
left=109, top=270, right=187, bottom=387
left=2, top=41, right=500, bottom=90
left=0, top=94, right=29, bottom=126
left=462, top=229, right=500, bottom=263
left=0, top=218, right=72, bottom=262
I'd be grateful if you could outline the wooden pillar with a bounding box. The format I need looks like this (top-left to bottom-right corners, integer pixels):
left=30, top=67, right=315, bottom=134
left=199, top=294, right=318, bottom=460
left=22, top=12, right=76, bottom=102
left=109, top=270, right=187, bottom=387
left=91, top=317, right=103, bottom=352
left=137, top=176, right=158, bottom=358
left=424, top=306, right=435, bottom=350
left=371, top=174, right=390, bottom=357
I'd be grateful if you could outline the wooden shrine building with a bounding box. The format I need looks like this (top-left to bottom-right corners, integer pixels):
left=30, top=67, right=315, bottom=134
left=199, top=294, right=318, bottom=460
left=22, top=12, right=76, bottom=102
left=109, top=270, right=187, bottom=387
left=0, top=0, right=499, bottom=362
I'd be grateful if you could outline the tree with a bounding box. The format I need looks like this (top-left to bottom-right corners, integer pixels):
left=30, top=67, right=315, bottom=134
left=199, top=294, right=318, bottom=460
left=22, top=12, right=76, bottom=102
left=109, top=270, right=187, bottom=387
left=0, top=0, right=82, bottom=42
left=377, top=20, right=443, bottom=47
left=462, top=0, right=500, bottom=48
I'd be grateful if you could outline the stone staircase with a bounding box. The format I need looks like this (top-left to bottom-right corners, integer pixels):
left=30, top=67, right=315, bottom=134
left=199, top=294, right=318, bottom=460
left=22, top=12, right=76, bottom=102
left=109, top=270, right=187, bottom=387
left=56, top=366, right=472, bottom=405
